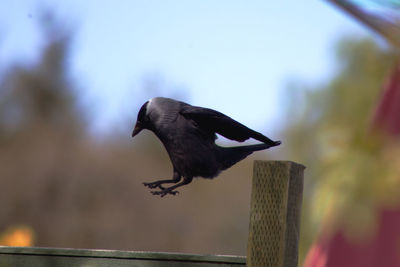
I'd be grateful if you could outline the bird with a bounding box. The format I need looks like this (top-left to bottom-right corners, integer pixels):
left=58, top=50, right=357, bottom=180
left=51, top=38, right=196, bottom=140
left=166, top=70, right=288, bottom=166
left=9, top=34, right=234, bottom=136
left=132, top=97, right=281, bottom=197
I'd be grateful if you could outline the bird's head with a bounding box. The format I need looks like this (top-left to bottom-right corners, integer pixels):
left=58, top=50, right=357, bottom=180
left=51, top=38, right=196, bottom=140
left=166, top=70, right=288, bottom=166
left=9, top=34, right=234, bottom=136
left=132, top=100, right=150, bottom=137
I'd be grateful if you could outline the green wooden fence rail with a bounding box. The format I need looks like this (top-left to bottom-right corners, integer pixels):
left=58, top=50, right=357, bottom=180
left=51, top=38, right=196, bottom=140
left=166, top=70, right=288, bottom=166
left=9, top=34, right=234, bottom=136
left=0, top=246, right=246, bottom=267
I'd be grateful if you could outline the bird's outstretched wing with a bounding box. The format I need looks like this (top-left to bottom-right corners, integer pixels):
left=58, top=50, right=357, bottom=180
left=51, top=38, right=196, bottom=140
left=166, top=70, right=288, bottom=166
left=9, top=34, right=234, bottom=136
left=180, top=105, right=281, bottom=146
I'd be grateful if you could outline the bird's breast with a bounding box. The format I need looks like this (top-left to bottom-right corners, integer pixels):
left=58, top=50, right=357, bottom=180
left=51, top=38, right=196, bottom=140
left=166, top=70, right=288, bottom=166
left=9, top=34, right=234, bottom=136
left=158, top=131, right=220, bottom=179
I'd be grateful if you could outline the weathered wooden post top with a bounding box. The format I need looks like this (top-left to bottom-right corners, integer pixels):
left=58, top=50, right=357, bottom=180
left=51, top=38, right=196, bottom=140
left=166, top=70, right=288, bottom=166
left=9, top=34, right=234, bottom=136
left=247, top=160, right=305, bottom=267
left=0, top=160, right=305, bottom=267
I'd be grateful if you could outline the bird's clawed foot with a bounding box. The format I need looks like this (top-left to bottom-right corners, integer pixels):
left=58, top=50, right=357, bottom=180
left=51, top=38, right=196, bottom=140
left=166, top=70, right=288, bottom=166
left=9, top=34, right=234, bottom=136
left=151, top=188, right=179, bottom=197
left=143, top=174, right=187, bottom=197
left=143, top=181, right=165, bottom=189
left=143, top=182, right=179, bottom=197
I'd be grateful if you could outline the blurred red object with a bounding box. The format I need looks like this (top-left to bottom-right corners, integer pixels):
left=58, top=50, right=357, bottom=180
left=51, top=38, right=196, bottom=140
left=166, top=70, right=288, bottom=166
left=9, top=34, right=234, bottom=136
left=372, top=62, right=400, bottom=135
left=304, top=62, right=400, bottom=267
left=304, top=209, right=400, bottom=267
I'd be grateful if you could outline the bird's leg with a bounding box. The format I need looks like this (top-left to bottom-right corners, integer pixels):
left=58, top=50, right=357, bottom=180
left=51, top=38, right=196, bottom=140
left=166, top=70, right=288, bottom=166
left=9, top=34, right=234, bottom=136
left=151, top=176, right=193, bottom=197
left=143, top=170, right=181, bottom=190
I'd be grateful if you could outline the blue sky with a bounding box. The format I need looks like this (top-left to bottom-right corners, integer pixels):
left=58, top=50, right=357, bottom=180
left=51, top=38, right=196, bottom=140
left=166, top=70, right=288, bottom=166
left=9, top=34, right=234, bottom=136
left=0, top=1, right=375, bottom=135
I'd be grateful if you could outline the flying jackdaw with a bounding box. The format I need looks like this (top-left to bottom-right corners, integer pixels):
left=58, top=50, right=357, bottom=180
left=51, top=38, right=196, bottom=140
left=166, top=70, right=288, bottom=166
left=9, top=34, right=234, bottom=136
left=132, top=97, right=281, bottom=197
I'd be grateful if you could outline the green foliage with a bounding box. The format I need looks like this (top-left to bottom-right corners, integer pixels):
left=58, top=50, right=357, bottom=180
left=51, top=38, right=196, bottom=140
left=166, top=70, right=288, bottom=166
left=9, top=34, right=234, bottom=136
left=283, top=37, right=399, bottom=263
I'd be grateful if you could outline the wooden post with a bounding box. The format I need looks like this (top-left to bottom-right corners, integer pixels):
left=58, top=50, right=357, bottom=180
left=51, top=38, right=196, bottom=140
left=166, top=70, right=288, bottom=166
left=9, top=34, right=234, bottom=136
left=247, top=160, right=305, bottom=267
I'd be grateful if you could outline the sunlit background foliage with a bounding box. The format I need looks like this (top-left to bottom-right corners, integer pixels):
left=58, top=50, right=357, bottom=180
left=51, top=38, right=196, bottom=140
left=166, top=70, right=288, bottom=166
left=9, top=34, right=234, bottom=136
left=283, top=37, right=399, bottom=263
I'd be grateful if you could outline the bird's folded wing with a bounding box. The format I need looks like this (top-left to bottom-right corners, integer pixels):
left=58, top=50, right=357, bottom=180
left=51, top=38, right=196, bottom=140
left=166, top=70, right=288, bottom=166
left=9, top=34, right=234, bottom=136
left=180, top=105, right=278, bottom=145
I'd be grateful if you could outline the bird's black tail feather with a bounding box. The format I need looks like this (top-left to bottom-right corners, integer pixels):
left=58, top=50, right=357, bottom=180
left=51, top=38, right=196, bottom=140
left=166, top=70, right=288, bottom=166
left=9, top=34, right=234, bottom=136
left=217, top=141, right=281, bottom=171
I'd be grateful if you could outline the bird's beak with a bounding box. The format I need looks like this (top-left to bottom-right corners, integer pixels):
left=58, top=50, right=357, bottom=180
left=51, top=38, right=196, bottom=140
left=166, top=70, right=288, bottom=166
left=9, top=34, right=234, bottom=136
left=132, top=122, right=143, bottom=137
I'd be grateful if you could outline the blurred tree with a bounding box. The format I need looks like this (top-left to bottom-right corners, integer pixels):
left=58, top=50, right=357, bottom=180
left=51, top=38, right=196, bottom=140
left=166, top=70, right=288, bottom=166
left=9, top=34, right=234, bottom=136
left=0, top=12, right=83, bottom=142
left=0, top=12, right=87, bottom=245
left=283, top=37, right=399, bottom=264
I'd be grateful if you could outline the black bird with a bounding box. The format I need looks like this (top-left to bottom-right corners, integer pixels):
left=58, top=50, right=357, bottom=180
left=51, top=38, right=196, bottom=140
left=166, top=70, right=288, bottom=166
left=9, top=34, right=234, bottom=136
left=132, top=97, right=281, bottom=197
